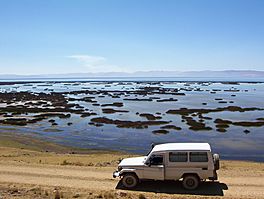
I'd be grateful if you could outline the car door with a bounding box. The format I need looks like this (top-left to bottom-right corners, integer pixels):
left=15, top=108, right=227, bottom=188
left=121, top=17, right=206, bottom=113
left=143, top=154, right=164, bottom=180
left=165, top=151, right=188, bottom=180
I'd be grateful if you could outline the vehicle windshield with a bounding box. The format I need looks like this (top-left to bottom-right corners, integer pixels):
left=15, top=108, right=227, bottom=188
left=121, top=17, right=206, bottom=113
left=146, top=149, right=152, bottom=156
left=146, top=143, right=156, bottom=156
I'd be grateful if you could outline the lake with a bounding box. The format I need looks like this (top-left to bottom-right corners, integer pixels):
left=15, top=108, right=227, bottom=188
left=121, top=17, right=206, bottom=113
left=0, top=78, right=263, bottom=161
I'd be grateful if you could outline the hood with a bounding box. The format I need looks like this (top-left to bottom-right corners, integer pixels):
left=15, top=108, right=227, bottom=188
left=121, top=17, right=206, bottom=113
left=119, top=156, right=147, bottom=167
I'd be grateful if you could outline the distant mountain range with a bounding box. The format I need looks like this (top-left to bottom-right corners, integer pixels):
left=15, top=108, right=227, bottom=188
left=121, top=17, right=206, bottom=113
left=0, top=70, right=264, bottom=79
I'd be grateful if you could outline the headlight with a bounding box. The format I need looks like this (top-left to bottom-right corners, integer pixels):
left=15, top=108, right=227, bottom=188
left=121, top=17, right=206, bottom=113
left=118, top=166, right=123, bottom=171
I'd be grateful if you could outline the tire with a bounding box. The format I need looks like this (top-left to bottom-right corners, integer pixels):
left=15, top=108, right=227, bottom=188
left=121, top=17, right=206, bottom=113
left=121, top=173, right=138, bottom=188
left=213, top=154, right=220, bottom=170
left=182, top=175, right=199, bottom=190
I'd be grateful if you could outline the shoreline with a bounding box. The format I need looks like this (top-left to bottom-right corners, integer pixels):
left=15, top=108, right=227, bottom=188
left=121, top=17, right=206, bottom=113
left=0, top=132, right=126, bottom=155
left=0, top=132, right=262, bottom=163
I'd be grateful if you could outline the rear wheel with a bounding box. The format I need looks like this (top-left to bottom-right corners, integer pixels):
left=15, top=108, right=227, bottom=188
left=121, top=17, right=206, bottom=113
left=121, top=173, right=138, bottom=188
left=182, top=175, right=199, bottom=190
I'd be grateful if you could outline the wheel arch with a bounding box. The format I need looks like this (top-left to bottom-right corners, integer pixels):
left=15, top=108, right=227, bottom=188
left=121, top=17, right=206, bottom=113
left=119, top=169, right=139, bottom=178
left=181, top=173, right=201, bottom=180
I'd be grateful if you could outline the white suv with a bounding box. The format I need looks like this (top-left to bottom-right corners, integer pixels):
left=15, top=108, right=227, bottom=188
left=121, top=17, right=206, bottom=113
left=113, top=143, right=219, bottom=190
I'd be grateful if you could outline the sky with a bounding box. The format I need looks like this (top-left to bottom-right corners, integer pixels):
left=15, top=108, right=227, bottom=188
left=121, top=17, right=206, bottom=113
left=0, top=0, right=264, bottom=75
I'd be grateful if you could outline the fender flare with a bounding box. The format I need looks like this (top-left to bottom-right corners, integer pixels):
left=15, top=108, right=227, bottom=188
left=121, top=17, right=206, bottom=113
left=181, top=172, right=202, bottom=180
left=119, top=169, right=138, bottom=176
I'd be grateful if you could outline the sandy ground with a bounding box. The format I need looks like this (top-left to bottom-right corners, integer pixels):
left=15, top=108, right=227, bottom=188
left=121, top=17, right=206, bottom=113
left=0, top=147, right=263, bottom=199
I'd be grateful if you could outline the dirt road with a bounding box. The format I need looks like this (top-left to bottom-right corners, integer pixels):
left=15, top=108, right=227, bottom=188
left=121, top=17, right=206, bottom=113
left=0, top=163, right=116, bottom=190
left=0, top=161, right=263, bottom=199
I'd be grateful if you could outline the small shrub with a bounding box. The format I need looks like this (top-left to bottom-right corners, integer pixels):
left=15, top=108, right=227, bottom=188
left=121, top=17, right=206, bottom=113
left=138, top=193, right=146, bottom=199
left=53, top=189, right=60, bottom=199
left=72, top=193, right=80, bottom=198
left=61, top=160, right=69, bottom=165
left=103, top=191, right=115, bottom=199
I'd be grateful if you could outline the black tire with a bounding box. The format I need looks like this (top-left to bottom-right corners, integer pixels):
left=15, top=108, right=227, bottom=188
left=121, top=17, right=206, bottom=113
left=182, top=175, right=199, bottom=190
left=213, top=154, right=220, bottom=170
left=121, top=173, right=138, bottom=188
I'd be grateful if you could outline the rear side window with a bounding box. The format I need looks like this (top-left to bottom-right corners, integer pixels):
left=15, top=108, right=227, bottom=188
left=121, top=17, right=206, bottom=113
left=169, top=152, right=188, bottom=162
left=190, top=152, right=208, bottom=162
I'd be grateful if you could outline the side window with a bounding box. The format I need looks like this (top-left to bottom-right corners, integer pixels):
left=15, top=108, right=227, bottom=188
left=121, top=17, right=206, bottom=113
left=169, top=152, right=188, bottom=162
left=190, top=152, right=208, bottom=162
left=150, top=155, right=163, bottom=165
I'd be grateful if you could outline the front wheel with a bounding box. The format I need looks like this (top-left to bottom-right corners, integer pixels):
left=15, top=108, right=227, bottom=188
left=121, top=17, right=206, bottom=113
left=121, top=173, right=138, bottom=188
left=182, top=175, right=199, bottom=190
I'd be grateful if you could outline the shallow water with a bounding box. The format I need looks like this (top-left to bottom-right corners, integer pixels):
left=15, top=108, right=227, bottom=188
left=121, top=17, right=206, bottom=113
left=0, top=80, right=263, bottom=161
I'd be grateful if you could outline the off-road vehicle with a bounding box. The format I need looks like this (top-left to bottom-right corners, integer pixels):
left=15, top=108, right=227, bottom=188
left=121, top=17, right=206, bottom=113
left=113, top=143, right=219, bottom=190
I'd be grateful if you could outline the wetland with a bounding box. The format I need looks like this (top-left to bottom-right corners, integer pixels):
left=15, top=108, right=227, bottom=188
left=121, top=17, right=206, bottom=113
left=0, top=80, right=263, bottom=161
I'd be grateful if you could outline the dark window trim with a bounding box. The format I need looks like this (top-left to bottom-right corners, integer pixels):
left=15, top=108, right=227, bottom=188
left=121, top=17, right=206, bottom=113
left=189, top=152, right=208, bottom=162
left=150, top=154, right=164, bottom=165
left=169, top=152, right=188, bottom=162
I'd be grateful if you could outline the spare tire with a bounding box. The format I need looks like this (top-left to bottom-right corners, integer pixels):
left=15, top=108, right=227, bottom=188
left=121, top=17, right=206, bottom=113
left=213, top=153, right=220, bottom=170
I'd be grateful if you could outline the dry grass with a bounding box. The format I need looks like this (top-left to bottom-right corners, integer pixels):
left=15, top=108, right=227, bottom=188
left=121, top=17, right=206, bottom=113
left=0, top=133, right=133, bottom=167
left=0, top=183, right=145, bottom=199
left=219, top=160, right=264, bottom=177
left=1, top=182, right=253, bottom=199
left=0, top=146, right=132, bottom=167
left=138, top=193, right=147, bottom=199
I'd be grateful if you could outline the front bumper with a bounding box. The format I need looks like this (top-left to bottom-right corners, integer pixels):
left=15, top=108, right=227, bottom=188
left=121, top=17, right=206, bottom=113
left=113, top=171, right=120, bottom=178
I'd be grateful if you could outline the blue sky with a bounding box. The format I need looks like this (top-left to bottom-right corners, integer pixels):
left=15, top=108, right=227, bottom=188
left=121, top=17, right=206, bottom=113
left=0, top=0, right=263, bottom=74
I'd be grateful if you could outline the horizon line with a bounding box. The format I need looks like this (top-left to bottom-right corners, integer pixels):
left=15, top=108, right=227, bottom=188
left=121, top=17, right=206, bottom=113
left=1, top=69, right=264, bottom=76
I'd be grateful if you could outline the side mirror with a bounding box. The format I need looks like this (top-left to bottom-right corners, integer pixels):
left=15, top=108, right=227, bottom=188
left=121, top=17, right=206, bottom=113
left=145, top=161, right=151, bottom=167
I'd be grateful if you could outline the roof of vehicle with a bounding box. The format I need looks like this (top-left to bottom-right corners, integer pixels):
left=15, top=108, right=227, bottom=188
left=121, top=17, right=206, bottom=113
left=152, top=143, right=211, bottom=152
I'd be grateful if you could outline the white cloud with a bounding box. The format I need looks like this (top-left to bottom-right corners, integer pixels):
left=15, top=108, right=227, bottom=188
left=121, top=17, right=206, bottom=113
left=67, top=55, right=106, bottom=66
left=66, top=54, right=128, bottom=72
